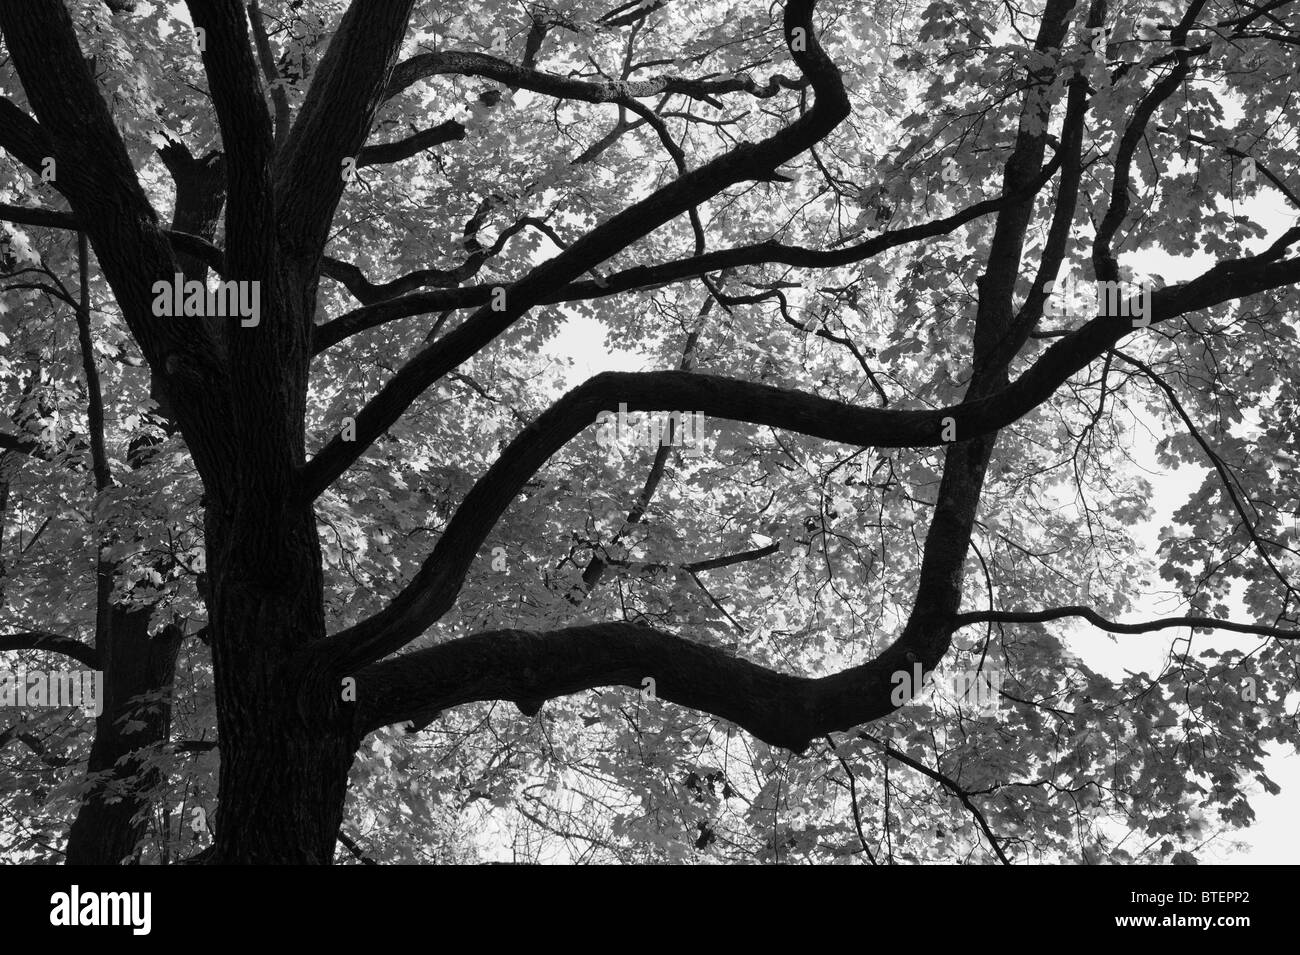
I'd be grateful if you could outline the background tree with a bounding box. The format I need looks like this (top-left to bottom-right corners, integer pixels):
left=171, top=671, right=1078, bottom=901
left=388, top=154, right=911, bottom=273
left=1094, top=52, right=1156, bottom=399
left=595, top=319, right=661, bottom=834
left=2, top=0, right=1298, bottom=864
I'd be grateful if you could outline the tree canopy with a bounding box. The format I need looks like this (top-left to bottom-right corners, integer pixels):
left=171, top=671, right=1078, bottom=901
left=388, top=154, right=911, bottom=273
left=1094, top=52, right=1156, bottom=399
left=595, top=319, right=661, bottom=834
left=1, top=0, right=1298, bottom=864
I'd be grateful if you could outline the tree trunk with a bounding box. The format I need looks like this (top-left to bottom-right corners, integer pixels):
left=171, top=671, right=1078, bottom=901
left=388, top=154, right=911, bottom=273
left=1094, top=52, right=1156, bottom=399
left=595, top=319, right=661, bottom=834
left=65, top=615, right=183, bottom=864
left=204, top=474, right=359, bottom=863
left=64, top=147, right=224, bottom=865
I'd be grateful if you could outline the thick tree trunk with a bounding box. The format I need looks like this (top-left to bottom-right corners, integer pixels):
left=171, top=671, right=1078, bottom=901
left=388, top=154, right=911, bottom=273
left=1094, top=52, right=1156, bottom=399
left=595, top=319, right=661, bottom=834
left=64, top=148, right=225, bottom=865
left=65, top=615, right=183, bottom=864
left=204, top=473, right=359, bottom=863
left=207, top=692, right=359, bottom=864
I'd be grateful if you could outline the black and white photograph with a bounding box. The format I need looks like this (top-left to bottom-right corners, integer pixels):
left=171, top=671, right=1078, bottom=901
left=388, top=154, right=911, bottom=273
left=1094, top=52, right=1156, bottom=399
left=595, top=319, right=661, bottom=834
left=0, top=0, right=1292, bottom=925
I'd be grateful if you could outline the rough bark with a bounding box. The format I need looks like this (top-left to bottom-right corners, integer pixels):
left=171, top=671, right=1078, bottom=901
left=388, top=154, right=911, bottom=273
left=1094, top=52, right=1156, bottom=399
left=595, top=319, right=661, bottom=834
left=65, top=620, right=183, bottom=864
left=60, top=145, right=225, bottom=864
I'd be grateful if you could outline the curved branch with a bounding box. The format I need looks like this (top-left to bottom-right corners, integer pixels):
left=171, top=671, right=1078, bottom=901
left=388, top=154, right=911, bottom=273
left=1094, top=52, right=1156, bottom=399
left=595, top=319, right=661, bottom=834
left=1093, top=0, right=1208, bottom=282
left=304, top=367, right=1003, bottom=672
left=0, top=631, right=99, bottom=669
left=300, top=0, right=850, bottom=497
left=0, top=727, right=74, bottom=767
left=319, top=211, right=540, bottom=306
left=305, top=232, right=1300, bottom=675
left=309, top=169, right=1060, bottom=352
left=953, top=605, right=1300, bottom=639
left=352, top=621, right=915, bottom=753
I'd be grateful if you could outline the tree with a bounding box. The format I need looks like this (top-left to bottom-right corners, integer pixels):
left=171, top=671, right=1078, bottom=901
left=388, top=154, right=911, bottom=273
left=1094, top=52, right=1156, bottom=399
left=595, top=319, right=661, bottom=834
left=1, top=0, right=1298, bottom=864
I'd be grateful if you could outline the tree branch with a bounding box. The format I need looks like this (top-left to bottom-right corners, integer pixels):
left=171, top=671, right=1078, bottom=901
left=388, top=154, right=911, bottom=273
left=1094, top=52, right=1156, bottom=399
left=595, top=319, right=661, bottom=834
left=306, top=359, right=1044, bottom=673
left=1002, top=0, right=1101, bottom=357
left=825, top=735, right=878, bottom=862
left=0, top=726, right=74, bottom=768
left=1178, top=131, right=1300, bottom=208
left=304, top=232, right=1300, bottom=675
left=0, top=97, right=59, bottom=187
left=0, top=203, right=226, bottom=275
left=299, top=0, right=850, bottom=498
left=273, top=0, right=415, bottom=258
left=0, top=432, right=42, bottom=457
left=352, top=621, right=924, bottom=753
left=384, top=50, right=806, bottom=106
left=309, top=161, right=1063, bottom=352
left=0, top=1, right=234, bottom=489
left=337, top=829, right=378, bottom=864
left=953, top=605, right=1300, bottom=638
left=857, top=733, right=1011, bottom=864
left=572, top=317, right=703, bottom=602
left=318, top=209, right=539, bottom=306
left=1112, top=348, right=1299, bottom=599
left=0, top=631, right=99, bottom=668
left=247, top=0, right=291, bottom=151
left=356, top=119, right=466, bottom=168
left=74, top=233, right=112, bottom=492
left=184, top=0, right=276, bottom=274
left=1093, top=0, right=1208, bottom=282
